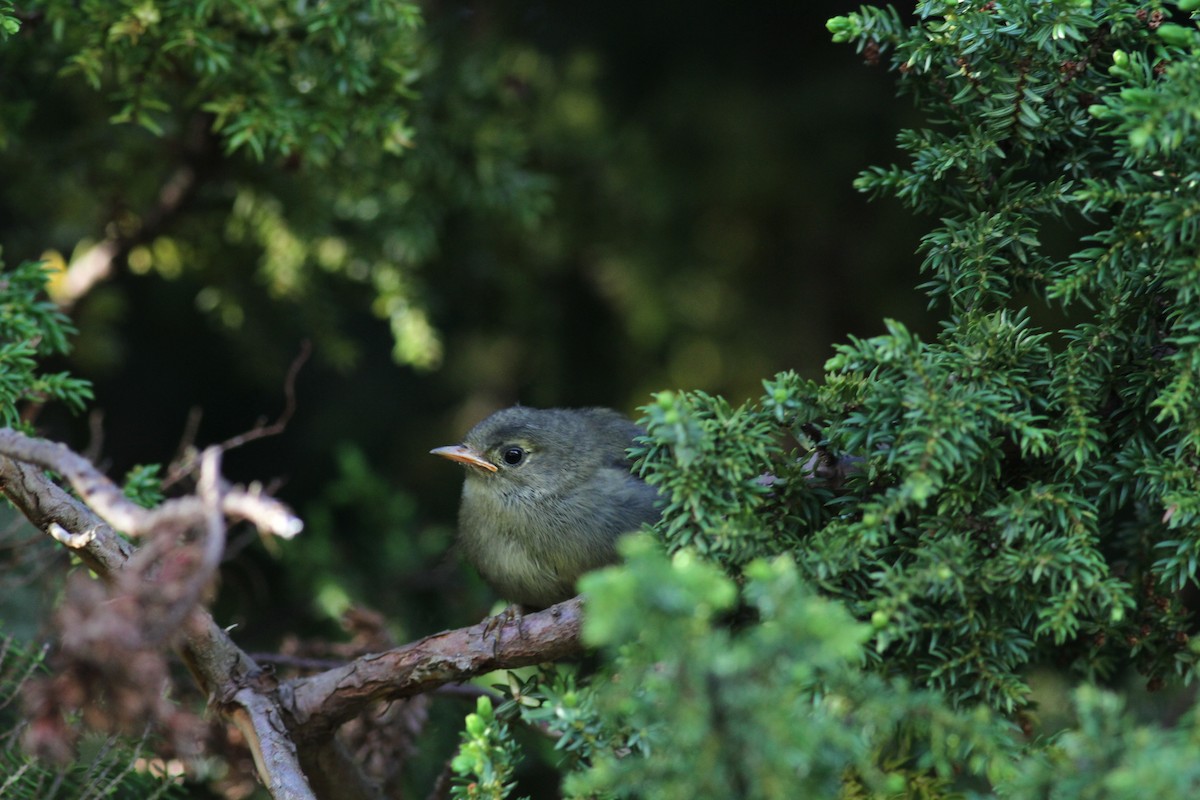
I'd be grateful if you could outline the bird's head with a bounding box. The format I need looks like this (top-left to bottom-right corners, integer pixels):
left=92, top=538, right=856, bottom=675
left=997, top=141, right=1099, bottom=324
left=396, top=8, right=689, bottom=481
left=431, top=406, right=639, bottom=496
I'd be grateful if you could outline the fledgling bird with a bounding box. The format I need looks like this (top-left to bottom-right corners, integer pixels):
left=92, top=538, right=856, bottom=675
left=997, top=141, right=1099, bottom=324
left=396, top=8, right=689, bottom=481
left=431, top=406, right=660, bottom=609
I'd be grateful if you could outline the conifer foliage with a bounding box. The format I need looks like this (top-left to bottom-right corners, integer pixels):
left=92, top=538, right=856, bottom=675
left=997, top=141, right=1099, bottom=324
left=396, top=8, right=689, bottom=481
left=814, top=0, right=1200, bottom=705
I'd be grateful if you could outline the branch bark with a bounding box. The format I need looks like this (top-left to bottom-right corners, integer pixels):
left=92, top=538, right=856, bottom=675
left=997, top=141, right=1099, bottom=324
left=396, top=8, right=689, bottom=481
left=285, top=599, right=584, bottom=742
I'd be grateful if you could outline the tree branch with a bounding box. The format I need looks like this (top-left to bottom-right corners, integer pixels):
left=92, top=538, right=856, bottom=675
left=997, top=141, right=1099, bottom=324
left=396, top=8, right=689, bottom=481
left=0, top=429, right=302, bottom=540
left=0, top=436, right=320, bottom=799
left=285, top=599, right=585, bottom=742
left=0, top=429, right=588, bottom=799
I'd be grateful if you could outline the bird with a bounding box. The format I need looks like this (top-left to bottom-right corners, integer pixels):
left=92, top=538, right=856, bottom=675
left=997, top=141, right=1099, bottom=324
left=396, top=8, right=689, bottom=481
left=431, top=405, right=660, bottom=610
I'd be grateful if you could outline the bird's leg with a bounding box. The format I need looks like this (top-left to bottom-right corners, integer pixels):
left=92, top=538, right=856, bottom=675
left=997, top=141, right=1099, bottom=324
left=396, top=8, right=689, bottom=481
left=482, top=603, right=529, bottom=655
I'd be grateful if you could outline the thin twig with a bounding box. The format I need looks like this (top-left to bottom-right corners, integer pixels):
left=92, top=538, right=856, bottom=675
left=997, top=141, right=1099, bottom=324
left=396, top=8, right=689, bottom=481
left=164, top=340, right=311, bottom=490
left=218, top=339, right=311, bottom=452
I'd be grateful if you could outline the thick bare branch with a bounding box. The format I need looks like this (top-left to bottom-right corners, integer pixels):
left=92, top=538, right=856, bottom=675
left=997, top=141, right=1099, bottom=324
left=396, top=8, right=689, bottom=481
left=0, top=456, right=133, bottom=576
left=230, top=690, right=323, bottom=800
left=285, top=599, right=585, bottom=741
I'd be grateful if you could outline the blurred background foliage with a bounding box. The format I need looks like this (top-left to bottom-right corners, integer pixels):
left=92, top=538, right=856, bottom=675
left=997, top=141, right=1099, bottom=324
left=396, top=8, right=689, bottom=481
left=0, top=0, right=925, bottom=645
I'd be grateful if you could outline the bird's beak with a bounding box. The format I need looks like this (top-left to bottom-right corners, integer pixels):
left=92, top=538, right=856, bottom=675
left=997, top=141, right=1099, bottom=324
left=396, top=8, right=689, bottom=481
left=430, top=444, right=498, bottom=472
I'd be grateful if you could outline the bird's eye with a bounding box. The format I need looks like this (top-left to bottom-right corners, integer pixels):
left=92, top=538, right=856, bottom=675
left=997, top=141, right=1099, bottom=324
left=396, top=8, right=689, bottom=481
left=501, top=447, right=525, bottom=466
